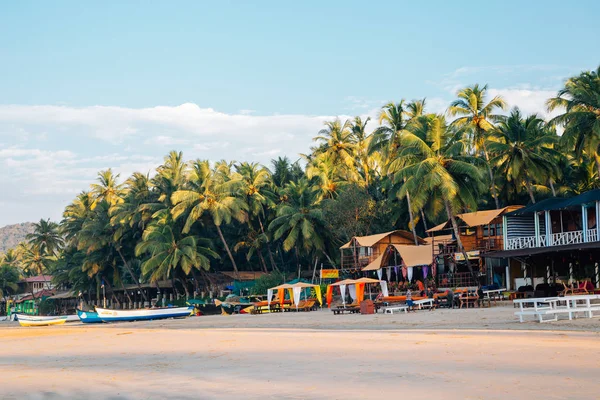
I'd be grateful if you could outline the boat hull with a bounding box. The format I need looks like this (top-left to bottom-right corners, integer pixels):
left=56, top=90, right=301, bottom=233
left=16, top=314, right=79, bottom=323
left=76, top=309, right=103, bottom=324
left=19, top=317, right=67, bottom=327
left=95, top=306, right=194, bottom=322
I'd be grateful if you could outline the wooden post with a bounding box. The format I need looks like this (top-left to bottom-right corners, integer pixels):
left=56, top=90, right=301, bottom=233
left=534, top=212, right=541, bottom=248
left=502, top=216, right=508, bottom=250
left=596, top=201, right=600, bottom=241
left=582, top=205, right=589, bottom=242
left=545, top=211, right=552, bottom=246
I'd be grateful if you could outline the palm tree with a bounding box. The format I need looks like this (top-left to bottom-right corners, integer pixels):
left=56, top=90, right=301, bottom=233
left=27, top=219, right=64, bottom=256
left=61, top=191, right=94, bottom=246
left=393, top=114, right=485, bottom=277
left=234, top=229, right=270, bottom=272
left=135, top=224, right=217, bottom=291
left=271, top=157, right=293, bottom=187
left=268, top=179, right=332, bottom=268
left=448, top=84, right=507, bottom=208
left=20, top=244, right=54, bottom=276
left=312, top=119, right=356, bottom=169
left=488, top=108, right=559, bottom=203
left=236, top=162, right=278, bottom=271
left=351, top=116, right=380, bottom=188
left=90, top=169, right=125, bottom=208
left=547, top=66, right=600, bottom=176
left=375, top=100, right=426, bottom=244
left=372, top=101, right=408, bottom=156
left=171, top=160, right=248, bottom=274
left=306, top=155, right=348, bottom=201
left=0, top=264, right=19, bottom=300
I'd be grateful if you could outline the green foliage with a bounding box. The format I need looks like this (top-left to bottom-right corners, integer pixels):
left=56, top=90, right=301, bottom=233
left=250, top=272, right=284, bottom=295
left=4, top=64, right=596, bottom=301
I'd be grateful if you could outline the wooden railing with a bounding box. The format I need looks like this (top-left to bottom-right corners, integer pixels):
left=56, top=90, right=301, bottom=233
left=506, top=229, right=600, bottom=250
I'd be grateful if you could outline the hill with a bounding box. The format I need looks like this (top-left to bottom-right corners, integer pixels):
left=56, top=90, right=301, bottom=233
left=0, top=222, right=35, bottom=253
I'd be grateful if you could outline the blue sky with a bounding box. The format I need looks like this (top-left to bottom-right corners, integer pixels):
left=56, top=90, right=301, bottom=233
left=0, top=1, right=599, bottom=225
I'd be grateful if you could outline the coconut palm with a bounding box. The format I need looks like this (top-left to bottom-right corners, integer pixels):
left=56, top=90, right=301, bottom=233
left=375, top=100, right=426, bottom=244
left=61, top=191, right=94, bottom=246
left=269, top=179, right=331, bottom=263
left=27, top=219, right=64, bottom=256
left=171, top=160, right=248, bottom=273
left=488, top=108, right=560, bottom=203
left=306, top=155, right=348, bottom=201
left=234, top=229, right=270, bottom=272
left=312, top=119, right=356, bottom=169
left=448, top=84, right=507, bottom=208
left=547, top=66, right=600, bottom=176
left=236, top=162, right=278, bottom=270
left=0, top=264, right=19, bottom=299
left=20, top=244, right=54, bottom=276
left=393, top=114, right=485, bottom=276
left=90, top=169, right=125, bottom=208
left=135, top=223, right=217, bottom=289
left=351, top=116, right=380, bottom=188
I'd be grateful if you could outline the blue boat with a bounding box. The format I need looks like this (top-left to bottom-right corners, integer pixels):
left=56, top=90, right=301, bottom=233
left=76, top=309, right=103, bottom=324
left=95, top=306, right=194, bottom=322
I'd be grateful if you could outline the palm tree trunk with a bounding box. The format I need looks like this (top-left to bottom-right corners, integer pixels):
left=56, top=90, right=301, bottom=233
left=548, top=179, right=556, bottom=197
left=215, top=224, right=239, bottom=275
left=525, top=177, right=536, bottom=204
left=404, top=184, right=419, bottom=245
left=444, top=199, right=475, bottom=280
left=420, top=209, right=429, bottom=234
left=483, top=150, right=500, bottom=209
left=258, top=215, right=278, bottom=272
left=294, top=247, right=301, bottom=279
left=257, top=250, right=268, bottom=273
left=116, top=248, right=147, bottom=302
left=322, top=250, right=337, bottom=268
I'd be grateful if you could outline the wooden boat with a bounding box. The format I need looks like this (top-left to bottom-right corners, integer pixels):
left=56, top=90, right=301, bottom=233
left=76, top=309, right=103, bottom=324
left=95, top=306, right=194, bottom=322
left=19, top=316, right=67, bottom=327
left=16, top=314, right=79, bottom=323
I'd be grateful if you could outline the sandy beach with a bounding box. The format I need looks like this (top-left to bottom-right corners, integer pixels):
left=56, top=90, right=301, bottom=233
left=2, top=305, right=600, bottom=399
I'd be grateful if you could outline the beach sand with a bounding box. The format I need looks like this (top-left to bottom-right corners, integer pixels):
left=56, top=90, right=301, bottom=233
left=1, top=305, right=600, bottom=399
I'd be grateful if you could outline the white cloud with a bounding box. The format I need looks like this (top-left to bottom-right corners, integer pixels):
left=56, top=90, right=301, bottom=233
left=488, top=88, right=560, bottom=119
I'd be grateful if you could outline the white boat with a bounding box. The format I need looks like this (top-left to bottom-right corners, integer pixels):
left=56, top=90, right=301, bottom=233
left=19, top=316, right=67, bottom=327
left=95, top=306, right=194, bottom=322
left=16, top=314, right=79, bottom=323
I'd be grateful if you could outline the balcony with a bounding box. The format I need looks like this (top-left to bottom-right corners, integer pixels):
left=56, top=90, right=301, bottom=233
left=506, top=229, right=600, bottom=250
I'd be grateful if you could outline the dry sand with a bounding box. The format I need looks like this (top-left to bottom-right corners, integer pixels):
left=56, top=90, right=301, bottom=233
left=1, top=305, right=600, bottom=399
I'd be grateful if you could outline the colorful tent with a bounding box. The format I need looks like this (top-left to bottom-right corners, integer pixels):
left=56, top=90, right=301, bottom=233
left=267, top=282, right=322, bottom=311
left=325, top=278, right=389, bottom=307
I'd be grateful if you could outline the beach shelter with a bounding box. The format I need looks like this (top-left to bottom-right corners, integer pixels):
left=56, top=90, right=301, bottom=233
left=267, top=283, right=294, bottom=310
left=290, top=282, right=323, bottom=310
left=326, top=279, right=356, bottom=307
left=354, top=277, right=389, bottom=299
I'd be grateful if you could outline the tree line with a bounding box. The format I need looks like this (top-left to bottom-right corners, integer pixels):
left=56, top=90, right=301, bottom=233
left=1, top=65, right=599, bottom=300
